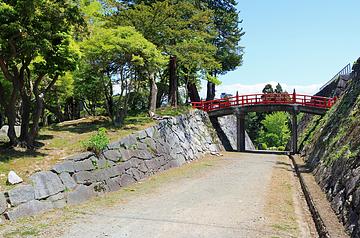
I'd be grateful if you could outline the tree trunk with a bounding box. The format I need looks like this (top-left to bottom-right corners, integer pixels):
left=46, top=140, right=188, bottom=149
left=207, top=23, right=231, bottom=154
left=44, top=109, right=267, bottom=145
left=19, top=92, right=31, bottom=141
left=27, top=92, right=44, bottom=146
left=5, top=79, right=20, bottom=146
left=103, top=79, right=114, bottom=119
left=168, top=56, right=178, bottom=107
left=148, top=73, right=157, bottom=116
left=6, top=105, right=17, bottom=145
left=206, top=81, right=216, bottom=101
left=187, top=81, right=201, bottom=102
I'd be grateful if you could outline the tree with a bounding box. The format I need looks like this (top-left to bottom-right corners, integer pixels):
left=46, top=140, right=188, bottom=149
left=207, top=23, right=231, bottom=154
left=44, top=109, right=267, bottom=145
left=257, top=112, right=290, bottom=148
left=80, top=26, right=166, bottom=124
left=0, top=0, right=84, bottom=147
left=111, top=0, right=218, bottom=106
left=204, top=0, right=244, bottom=100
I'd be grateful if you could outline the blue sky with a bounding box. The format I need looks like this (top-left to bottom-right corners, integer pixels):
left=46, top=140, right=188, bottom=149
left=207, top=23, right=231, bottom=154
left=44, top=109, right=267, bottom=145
left=201, top=0, right=360, bottom=97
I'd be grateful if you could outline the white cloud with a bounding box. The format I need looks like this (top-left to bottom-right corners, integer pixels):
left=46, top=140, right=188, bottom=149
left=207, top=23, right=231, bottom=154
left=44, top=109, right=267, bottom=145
left=199, top=80, right=323, bottom=99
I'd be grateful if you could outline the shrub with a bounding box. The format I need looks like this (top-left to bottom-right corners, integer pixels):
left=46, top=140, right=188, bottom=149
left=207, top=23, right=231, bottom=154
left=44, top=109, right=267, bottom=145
left=82, top=127, right=110, bottom=155
left=259, top=143, right=268, bottom=150
left=277, top=146, right=286, bottom=151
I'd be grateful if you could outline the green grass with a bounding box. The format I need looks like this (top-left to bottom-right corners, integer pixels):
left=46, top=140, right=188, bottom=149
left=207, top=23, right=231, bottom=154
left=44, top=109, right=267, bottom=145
left=3, top=226, right=41, bottom=238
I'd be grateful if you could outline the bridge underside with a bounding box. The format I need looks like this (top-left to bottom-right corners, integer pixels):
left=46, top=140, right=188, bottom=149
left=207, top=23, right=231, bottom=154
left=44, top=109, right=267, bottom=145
left=208, top=104, right=328, bottom=155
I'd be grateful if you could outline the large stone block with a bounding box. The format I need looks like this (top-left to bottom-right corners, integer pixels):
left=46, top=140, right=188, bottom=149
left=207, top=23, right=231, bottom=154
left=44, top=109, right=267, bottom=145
left=5, top=200, right=53, bottom=220
left=145, top=127, right=155, bottom=138
left=107, top=165, right=126, bottom=178
left=107, top=141, right=121, bottom=150
left=126, top=168, right=144, bottom=181
left=7, top=185, right=35, bottom=206
left=136, top=142, right=148, bottom=151
left=143, top=138, right=157, bottom=152
left=144, top=159, right=160, bottom=172
left=66, top=185, right=96, bottom=205
left=30, top=171, right=65, bottom=200
left=0, top=192, right=7, bottom=214
left=46, top=192, right=65, bottom=202
left=52, top=161, right=75, bottom=174
left=136, top=130, right=148, bottom=140
left=74, top=159, right=95, bottom=172
left=122, top=158, right=142, bottom=170
left=72, top=171, right=94, bottom=184
left=102, top=149, right=122, bottom=162
left=119, top=174, right=136, bottom=187
left=106, top=177, right=122, bottom=192
left=65, top=152, right=94, bottom=161
left=120, top=135, right=137, bottom=149
left=92, top=169, right=111, bottom=182
left=59, top=172, right=77, bottom=189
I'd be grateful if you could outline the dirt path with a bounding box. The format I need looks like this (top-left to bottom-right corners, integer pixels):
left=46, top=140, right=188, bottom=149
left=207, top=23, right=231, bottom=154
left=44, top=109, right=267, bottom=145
left=1, top=152, right=316, bottom=238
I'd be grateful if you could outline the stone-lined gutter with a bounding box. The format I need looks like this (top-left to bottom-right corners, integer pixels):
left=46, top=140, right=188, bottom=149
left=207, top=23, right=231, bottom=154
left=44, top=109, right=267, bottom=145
left=0, top=110, right=224, bottom=221
left=289, top=155, right=330, bottom=238
left=290, top=155, right=349, bottom=238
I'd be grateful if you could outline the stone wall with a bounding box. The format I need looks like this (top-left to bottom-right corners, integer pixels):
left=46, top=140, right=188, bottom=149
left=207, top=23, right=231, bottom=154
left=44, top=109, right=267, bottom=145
left=300, top=58, right=360, bottom=237
left=216, top=115, right=255, bottom=151
left=0, top=110, right=225, bottom=221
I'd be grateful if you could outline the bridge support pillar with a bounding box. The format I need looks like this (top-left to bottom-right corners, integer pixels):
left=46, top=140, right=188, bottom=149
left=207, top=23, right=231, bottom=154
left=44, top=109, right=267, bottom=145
left=291, top=111, right=298, bottom=155
left=236, top=112, right=246, bottom=152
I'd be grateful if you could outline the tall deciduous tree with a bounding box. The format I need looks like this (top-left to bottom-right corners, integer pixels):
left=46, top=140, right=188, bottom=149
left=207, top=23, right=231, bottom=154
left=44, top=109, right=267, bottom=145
left=81, top=26, right=166, bottom=124
left=0, top=0, right=84, bottom=147
left=111, top=0, right=218, bottom=106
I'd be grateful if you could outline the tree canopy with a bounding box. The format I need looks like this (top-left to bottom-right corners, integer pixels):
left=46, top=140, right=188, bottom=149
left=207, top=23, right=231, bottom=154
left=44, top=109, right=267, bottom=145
left=0, top=0, right=244, bottom=147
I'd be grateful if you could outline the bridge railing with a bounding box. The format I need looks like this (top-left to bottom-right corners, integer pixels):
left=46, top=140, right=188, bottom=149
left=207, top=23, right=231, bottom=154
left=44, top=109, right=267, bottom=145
left=191, top=93, right=337, bottom=112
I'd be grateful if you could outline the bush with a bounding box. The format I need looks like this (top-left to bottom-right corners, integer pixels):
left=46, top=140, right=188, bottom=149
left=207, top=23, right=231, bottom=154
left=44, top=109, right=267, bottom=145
left=277, top=146, right=286, bottom=151
left=259, top=143, right=268, bottom=150
left=82, top=127, right=110, bottom=155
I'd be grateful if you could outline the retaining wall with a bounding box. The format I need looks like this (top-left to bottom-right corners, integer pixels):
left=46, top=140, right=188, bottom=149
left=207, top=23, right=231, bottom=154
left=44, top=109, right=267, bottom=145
left=0, top=110, right=226, bottom=221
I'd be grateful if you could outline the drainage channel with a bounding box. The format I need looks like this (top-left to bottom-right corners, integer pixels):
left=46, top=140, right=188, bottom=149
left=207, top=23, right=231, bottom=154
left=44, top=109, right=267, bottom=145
left=289, top=155, right=330, bottom=238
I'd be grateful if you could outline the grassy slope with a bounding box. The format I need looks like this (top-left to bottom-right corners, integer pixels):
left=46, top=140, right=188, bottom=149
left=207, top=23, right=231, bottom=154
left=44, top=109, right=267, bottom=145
left=299, top=74, right=360, bottom=166
left=0, top=106, right=191, bottom=190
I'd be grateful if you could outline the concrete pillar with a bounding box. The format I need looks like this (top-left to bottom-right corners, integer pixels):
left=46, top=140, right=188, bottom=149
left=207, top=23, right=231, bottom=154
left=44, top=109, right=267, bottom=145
left=291, top=111, right=298, bottom=154
left=236, top=112, right=246, bottom=152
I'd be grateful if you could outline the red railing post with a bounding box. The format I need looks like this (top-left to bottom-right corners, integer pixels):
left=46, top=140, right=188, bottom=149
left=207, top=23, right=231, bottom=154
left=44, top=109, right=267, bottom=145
left=236, top=91, right=239, bottom=106
left=292, top=89, right=296, bottom=104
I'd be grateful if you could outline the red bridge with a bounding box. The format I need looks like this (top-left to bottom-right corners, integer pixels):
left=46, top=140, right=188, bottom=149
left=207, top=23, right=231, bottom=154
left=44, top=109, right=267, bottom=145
left=192, top=92, right=336, bottom=112
left=191, top=92, right=337, bottom=155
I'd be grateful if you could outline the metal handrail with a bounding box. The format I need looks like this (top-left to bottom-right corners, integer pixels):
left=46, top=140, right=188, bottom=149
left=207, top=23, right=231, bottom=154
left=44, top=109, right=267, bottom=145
left=320, top=63, right=352, bottom=90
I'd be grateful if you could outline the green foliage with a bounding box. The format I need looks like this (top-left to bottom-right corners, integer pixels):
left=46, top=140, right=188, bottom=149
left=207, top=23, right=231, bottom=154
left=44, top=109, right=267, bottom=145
left=82, top=128, right=110, bottom=154
left=278, top=146, right=286, bottom=151
left=0, top=0, right=84, bottom=145
left=260, top=143, right=268, bottom=150
left=203, top=0, right=245, bottom=75
left=257, top=112, right=290, bottom=148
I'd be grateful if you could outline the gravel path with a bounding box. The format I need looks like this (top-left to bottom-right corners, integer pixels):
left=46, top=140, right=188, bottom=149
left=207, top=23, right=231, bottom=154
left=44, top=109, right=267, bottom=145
left=57, top=153, right=313, bottom=238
